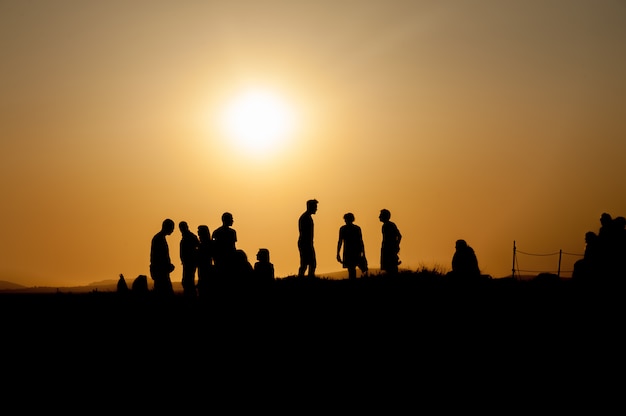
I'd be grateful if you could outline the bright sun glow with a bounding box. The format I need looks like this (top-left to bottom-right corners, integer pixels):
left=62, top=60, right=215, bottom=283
left=218, top=88, right=297, bottom=155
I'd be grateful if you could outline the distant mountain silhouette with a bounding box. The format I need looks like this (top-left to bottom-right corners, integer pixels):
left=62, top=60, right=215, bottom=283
left=0, top=280, right=27, bottom=290
left=0, top=279, right=187, bottom=293
left=0, top=270, right=562, bottom=293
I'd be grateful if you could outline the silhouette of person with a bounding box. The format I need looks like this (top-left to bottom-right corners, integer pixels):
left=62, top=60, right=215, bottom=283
left=212, top=212, right=237, bottom=280
left=117, top=273, right=129, bottom=293
left=298, top=199, right=318, bottom=278
left=613, top=216, right=626, bottom=278
left=196, top=224, right=214, bottom=298
left=179, top=221, right=199, bottom=298
left=131, top=274, right=149, bottom=295
left=150, top=218, right=176, bottom=297
left=448, top=239, right=481, bottom=281
left=598, top=212, right=614, bottom=241
left=597, top=212, right=620, bottom=279
left=572, top=231, right=599, bottom=283
left=233, top=249, right=254, bottom=284
left=254, top=248, right=275, bottom=283
left=336, top=212, right=366, bottom=280
left=379, top=209, right=402, bottom=274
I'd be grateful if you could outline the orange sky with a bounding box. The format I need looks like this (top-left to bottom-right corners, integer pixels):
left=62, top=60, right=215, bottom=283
left=1, top=0, right=625, bottom=287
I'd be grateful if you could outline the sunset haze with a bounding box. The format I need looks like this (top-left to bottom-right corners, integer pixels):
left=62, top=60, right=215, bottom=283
left=1, top=0, right=625, bottom=287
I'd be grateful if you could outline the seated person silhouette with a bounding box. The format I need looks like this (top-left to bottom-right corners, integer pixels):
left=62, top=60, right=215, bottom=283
left=254, top=248, right=275, bottom=283
left=572, top=231, right=599, bottom=283
left=131, top=274, right=149, bottom=294
left=447, top=239, right=481, bottom=282
left=117, top=273, right=129, bottom=293
left=233, top=249, right=254, bottom=284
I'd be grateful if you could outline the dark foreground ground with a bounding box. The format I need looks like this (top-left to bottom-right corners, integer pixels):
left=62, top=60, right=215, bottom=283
left=2, top=273, right=623, bottom=411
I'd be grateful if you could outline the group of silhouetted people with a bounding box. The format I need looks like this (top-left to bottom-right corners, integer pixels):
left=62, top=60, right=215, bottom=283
left=297, top=199, right=403, bottom=280
left=139, top=199, right=407, bottom=297
left=128, top=198, right=493, bottom=298
left=118, top=206, right=624, bottom=297
left=116, top=273, right=149, bottom=295
left=145, top=213, right=275, bottom=298
left=572, top=212, right=626, bottom=284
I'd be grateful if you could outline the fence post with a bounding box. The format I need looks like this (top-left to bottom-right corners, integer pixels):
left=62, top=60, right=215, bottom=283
left=557, top=249, right=562, bottom=278
left=512, top=240, right=516, bottom=279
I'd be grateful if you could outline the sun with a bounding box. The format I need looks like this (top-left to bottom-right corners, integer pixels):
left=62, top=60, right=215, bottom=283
left=217, top=87, right=297, bottom=155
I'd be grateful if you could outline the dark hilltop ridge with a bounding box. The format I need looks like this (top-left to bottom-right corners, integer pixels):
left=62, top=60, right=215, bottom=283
left=1, top=266, right=623, bottom=318
left=3, top=261, right=623, bottom=408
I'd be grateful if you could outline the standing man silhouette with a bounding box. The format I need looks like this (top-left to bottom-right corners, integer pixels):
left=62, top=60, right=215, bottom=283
left=336, top=212, right=366, bottom=280
left=379, top=209, right=402, bottom=275
left=179, top=221, right=199, bottom=298
left=150, top=218, right=176, bottom=297
left=298, top=199, right=318, bottom=278
left=212, top=212, right=237, bottom=280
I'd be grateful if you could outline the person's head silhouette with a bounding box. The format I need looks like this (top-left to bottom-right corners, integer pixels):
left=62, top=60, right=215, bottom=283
left=198, top=225, right=210, bottom=241
left=600, top=212, right=612, bottom=227
left=257, top=248, right=270, bottom=263
left=585, top=231, right=597, bottom=244
left=306, top=199, right=318, bottom=214
left=222, top=212, right=234, bottom=226
left=162, top=218, right=175, bottom=234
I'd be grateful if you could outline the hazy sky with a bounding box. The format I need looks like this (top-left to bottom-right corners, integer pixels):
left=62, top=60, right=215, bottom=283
left=1, top=0, right=625, bottom=287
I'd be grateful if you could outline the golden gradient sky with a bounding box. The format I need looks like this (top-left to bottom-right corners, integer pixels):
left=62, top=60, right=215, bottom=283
left=1, top=0, right=625, bottom=287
